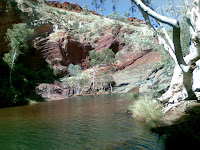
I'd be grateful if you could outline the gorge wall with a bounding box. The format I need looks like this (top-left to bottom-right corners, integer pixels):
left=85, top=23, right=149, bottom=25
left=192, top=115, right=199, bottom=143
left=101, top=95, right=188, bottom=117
left=0, top=0, right=168, bottom=102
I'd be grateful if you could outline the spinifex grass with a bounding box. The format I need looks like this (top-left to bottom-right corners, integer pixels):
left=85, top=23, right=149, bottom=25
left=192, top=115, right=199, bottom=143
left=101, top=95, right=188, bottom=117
left=130, top=95, right=164, bottom=127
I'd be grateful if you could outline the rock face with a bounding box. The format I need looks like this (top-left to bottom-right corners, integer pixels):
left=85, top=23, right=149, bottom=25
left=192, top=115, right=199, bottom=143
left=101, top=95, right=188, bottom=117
left=46, top=1, right=101, bottom=16
left=113, top=51, right=164, bottom=93
left=0, top=0, right=165, bottom=100
left=46, top=1, right=83, bottom=12
left=0, top=0, right=23, bottom=56
left=128, top=17, right=147, bottom=25
left=33, top=32, right=93, bottom=75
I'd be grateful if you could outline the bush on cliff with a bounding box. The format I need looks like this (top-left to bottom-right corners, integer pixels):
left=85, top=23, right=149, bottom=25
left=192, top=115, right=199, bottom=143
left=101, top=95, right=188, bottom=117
left=62, top=64, right=89, bottom=95
left=87, top=48, right=115, bottom=90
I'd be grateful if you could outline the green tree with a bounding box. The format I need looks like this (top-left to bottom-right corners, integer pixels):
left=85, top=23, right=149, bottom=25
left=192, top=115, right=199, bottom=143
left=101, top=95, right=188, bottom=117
left=3, top=23, right=34, bottom=86
left=97, top=69, right=115, bottom=92
left=66, top=64, right=89, bottom=94
left=68, top=64, right=82, bottom=76
left=88, top=48, right=115, bottom=90
left=101, top=48, right=115, bottom=65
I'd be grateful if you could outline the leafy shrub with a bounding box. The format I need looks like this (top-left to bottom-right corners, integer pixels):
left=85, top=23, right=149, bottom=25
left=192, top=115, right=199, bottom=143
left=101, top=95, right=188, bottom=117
left=89, top=32, right=95, bottom=37
left=79, top=26, right=90, bottom=33
left=97, top=28, right=103, bottom=35
left=82, top=4, right=90, bottom=15
left=68, top=64, right=82, bottom=76
left=87, top=48, right=115, bottom=67
left=101, top=48, right=115, bottom=65
left=72, top=21, right=80, bottom=30
left=67, top=5, right=73, bottom=10
left=107, top=11, right=124, bottom=20
left=124, top=11, right=130, bottom=17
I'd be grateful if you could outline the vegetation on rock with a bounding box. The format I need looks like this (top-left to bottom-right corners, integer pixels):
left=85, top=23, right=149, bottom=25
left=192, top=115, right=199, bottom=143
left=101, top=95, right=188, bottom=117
left=87, top=48, right=115, bottom=90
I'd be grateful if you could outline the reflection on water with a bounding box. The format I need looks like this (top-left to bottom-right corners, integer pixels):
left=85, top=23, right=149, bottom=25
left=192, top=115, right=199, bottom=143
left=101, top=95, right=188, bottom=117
left=0, top=94, right=164, bottom=149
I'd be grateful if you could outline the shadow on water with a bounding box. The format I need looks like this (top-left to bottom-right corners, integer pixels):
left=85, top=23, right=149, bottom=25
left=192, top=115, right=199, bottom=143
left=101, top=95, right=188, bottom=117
left=152, top=104, right=200, bottom=150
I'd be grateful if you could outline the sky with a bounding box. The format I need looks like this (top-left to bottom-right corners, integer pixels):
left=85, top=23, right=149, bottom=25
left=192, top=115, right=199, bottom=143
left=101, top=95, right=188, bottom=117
left=50, top=0, right=167, bottom=17
left=49, top=0, right=194, bottom=29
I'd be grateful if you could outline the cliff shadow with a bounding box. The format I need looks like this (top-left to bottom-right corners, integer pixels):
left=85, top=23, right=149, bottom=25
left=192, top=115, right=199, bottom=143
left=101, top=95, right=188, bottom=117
left=152, top=103, right=200, bottom=150
left=0, top=47, right=59, bottom=108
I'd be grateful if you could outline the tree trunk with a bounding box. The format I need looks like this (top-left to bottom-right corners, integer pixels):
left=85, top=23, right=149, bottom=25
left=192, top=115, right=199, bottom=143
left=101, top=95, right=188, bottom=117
left=133, top=0, right=200, bottom=102
left=110, top=83, right=113, bottom=93
left=92, top=68, right=97, bottom=90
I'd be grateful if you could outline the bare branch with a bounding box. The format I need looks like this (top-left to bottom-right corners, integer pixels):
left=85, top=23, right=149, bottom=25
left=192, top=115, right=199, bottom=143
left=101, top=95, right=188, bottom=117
left=132, top=0, right=191, bottom=73
left=156, top=33, right=178, bottom=64
left=184, top=0, right=189, bottom=10
left=133, top=0, right=179, bottom=28
left=158, top=22, right=174, bottom=51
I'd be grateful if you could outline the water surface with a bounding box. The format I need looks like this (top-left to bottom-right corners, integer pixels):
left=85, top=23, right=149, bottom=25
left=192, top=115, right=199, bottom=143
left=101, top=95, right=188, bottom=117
left=0, top=94, right=164, bottom=149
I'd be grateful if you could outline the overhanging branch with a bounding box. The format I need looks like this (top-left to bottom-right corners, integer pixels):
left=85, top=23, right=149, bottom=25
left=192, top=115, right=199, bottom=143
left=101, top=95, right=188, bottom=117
left=133, top=0, right=179, bottom=28
left=132, top=0, right=191, bottom=73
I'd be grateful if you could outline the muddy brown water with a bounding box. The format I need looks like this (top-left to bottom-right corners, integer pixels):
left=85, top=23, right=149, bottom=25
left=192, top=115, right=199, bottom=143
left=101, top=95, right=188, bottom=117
left=0, top=94, right=164, bottom=149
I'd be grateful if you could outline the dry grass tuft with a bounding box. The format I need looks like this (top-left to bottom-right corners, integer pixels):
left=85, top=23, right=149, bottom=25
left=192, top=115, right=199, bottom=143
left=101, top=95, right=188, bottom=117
left=129, top=95, right=164, bottom=127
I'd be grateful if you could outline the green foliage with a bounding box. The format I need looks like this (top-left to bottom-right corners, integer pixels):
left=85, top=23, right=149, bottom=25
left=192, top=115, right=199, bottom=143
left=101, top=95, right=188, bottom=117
left=101, top=48, right=115, bottom=65
left=98, top=8, right=104, bottom=14
left=68, top=64, right=82, bottom=76
left=82, top=4, right=88, bottom=10
left=87, top=48, right=115, bottom=67
left=87, top=50, right=102, bottom=66
left=97, top=70, right=114, bottom=90
left=72, top=21, right=80, bottom=30
left=79, top=26, right=90, bottom=33
left=97, top=28, right=103, bottom=35
left=67, top=5, right=73, bottom=10
left=124, top=11, right=130, bottom=17
left=78, top=75, right=89, bottom=88
left=82, top=4, right=91, bottom=15
left=89, top=32, right=95, bottom=37
left=107, top=11, right=125, bottom=20
left=3, top=23, right=34, bottom=68
left=0, top=0, right=22, bottom=15
left=62, top=74, right=89, bottom=94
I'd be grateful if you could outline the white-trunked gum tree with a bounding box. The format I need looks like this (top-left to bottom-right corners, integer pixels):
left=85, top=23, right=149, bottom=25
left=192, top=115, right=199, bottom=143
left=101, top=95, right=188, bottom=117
left=92, top=0, right=200, bottom=104
left=131, top=0, right=200, bottom=103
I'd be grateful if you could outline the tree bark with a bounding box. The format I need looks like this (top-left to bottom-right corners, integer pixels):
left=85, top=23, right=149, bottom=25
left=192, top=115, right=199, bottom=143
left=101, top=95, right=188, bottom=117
left=92, top=68, right=97, bottom=90
left=133, top=0, right=200, bottom=101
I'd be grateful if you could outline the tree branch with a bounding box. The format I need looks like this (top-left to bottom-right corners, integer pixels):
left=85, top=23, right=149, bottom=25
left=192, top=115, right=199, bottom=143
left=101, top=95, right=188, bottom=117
left=132, top=0, right=191, bottom=73
left=157, top=34, right=178, bottom=64
left=173, top=27, right=190, bottom=72
left=158, top=22, right=174, bottom=51
left=184, top=0, right=189, bottom=10
left=133, top=0, right=179, bottom=28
